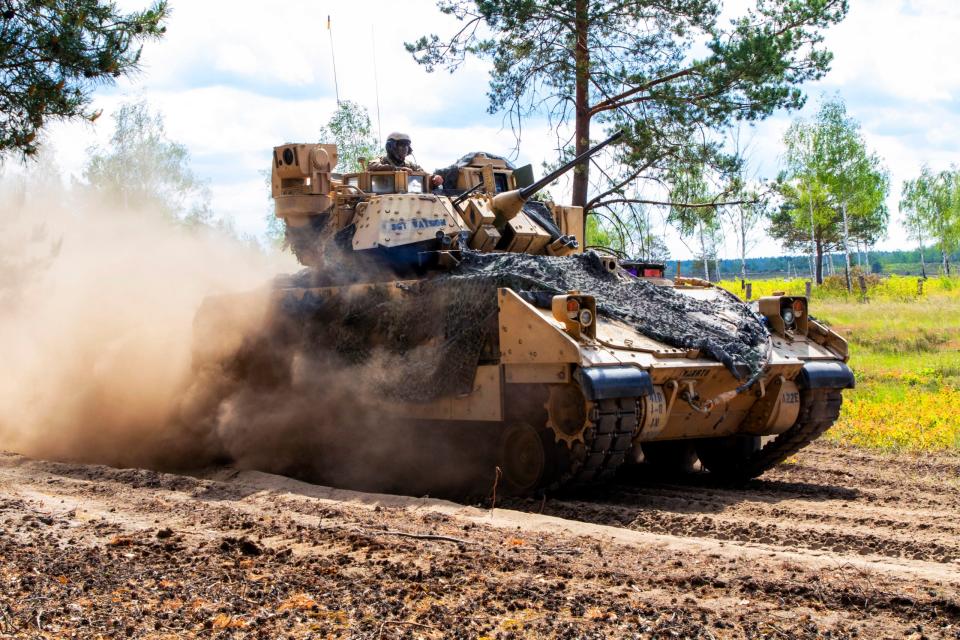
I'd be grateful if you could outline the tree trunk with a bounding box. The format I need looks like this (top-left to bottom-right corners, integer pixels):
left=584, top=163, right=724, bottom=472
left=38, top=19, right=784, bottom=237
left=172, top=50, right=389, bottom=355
left=943, top=244, right=951, bottom=276
left=815, top=241, right=824, bottom=284
left=573, top=0, right=591, bottom=241
left=840, top=201, right=853, bottom=292
left=918, top=226, right=927, bottom=279
left=699, top=223, right=710, bottom=281
left=739, top=213, right=747, bottom=281
left=807, top=182, right=817, bottom=284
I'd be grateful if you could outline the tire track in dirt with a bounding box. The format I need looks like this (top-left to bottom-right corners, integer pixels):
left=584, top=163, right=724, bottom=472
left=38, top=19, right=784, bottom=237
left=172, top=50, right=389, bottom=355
left=2, top=446, right=959, bottom=639
left=509, top=441, right=960, bottom=571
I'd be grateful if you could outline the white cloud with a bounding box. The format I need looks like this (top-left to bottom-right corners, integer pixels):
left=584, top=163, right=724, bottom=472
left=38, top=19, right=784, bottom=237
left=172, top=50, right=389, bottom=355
left=823, top=1, right=960, bottom=103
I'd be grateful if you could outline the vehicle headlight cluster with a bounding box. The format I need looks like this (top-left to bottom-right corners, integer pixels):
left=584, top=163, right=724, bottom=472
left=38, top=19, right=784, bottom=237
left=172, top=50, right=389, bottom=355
left=756, top=295, right=809, bottom=336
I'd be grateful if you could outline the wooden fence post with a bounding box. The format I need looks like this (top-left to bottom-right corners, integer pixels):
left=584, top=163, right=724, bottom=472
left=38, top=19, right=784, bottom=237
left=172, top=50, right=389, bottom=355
left=745, top=283, right=753, bottom=300
left=917, top=278, right=924, bottom=297
left=805, top=281, right=812, bottom=298
left=858, top=274, right=868, bottom=302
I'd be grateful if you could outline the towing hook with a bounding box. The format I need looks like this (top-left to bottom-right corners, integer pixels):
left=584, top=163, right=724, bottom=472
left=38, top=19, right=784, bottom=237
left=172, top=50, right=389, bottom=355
left=684, top=387, right=740, bottom=414
left=679, top=385, right=711, bottom=414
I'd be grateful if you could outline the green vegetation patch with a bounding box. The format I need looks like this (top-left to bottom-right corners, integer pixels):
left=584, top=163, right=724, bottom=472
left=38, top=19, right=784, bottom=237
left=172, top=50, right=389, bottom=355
left=814, top=294, right=960, bottom=453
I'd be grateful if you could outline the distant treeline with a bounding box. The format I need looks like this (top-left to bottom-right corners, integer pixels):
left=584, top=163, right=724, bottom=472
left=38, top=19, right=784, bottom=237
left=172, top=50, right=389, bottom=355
left=672, top=248, right=960, bottom=281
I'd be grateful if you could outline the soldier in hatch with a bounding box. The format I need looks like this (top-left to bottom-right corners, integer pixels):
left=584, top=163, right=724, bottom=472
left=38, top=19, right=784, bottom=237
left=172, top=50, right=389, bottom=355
left=368, top=132, right=444, bottom=188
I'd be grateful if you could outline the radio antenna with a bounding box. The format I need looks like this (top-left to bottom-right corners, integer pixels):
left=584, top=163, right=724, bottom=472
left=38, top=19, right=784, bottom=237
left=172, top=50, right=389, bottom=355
left=371, top=25, right=383, bottom=146
left=327, top=15, right=341, bottom=105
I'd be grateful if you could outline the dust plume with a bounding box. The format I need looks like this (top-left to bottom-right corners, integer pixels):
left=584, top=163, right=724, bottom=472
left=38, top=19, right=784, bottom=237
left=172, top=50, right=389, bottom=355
left=187, top=282, right=503, bottom=495
left=0, top=182, right=497, bottom=495
left=0, top=183, right=295, bottom=469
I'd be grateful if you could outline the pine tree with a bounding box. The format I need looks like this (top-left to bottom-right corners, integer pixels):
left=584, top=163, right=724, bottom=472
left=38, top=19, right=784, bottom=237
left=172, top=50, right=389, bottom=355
left=0, top=1, right=169, bottom=157
left=408, top=0, right=847, bottom=240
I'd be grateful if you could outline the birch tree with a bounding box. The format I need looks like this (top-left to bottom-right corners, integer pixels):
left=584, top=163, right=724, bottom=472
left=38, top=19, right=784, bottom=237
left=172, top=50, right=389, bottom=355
left=772, top=97, right=888, bottom=287
left=724, top=191, right=765, bottom=282
left=318, top=101, right=379, bottom=174
left=83, top=99, right=210, bottom=223
left=668, top=164, right=720, bottom=281
left=817, top=100, right=888, bottom=291
left=901, top=167, right=960, bottom=276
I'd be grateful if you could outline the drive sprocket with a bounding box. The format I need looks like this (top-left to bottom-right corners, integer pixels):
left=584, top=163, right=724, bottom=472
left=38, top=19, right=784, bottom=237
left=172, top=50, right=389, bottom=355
left=552, top=397, right=639, bottom=488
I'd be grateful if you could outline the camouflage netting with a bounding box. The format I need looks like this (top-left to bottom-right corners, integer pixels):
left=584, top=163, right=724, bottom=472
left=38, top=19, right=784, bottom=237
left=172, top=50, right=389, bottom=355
left=274, top=251, right=770, bottom=402
left=274, top=274, right=497, bottom=402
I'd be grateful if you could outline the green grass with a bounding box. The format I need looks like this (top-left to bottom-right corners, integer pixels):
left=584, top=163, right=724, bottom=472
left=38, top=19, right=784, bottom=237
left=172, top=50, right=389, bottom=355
left=719, top=273, right=960, bottom=302
left=811, top=295, right=960, bottom=453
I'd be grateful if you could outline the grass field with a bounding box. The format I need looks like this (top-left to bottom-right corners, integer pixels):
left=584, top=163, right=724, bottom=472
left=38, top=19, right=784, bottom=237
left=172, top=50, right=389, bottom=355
left=718, top=275, right=960, bottom=453
left=719, top=273, right=960, bottom=302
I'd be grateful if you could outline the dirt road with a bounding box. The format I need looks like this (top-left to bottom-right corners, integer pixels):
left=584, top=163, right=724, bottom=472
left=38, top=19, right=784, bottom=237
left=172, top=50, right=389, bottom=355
left=2, top=443, right=958, bottom=639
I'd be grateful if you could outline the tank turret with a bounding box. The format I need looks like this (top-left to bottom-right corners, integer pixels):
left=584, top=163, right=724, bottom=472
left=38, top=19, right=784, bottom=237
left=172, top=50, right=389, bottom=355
left=272, top=131, right=625, bottom=270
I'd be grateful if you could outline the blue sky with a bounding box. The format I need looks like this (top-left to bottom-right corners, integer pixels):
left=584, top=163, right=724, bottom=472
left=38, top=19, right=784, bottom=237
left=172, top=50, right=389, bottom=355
left=37, top=0, right=960, bottom=260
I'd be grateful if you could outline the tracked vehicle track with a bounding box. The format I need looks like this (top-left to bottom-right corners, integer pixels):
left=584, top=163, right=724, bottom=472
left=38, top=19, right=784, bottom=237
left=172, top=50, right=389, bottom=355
left=556, top=397, right=638, bottom=486
left=557, top=386, right=843, bottom=489
left=738, top=387, right=844, bottom=479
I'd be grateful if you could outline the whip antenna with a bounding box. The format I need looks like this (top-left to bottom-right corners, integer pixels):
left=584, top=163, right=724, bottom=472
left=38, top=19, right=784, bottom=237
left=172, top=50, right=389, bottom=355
left=327, top=15, right=340, bottom=105
left=372, top=25, right=383, bottom=146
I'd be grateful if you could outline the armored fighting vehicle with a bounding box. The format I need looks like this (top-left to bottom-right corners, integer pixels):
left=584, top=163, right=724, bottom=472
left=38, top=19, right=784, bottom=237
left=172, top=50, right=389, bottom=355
left=204, top=132, right=853, bottom=495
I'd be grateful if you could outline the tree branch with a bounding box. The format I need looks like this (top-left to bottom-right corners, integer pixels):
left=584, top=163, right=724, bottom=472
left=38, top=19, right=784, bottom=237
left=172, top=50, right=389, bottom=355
left=585, top=158, right=656, bottom=210
left=588, top=66, right=697, bottom=116
left=596, top=197, right=757, bottom=209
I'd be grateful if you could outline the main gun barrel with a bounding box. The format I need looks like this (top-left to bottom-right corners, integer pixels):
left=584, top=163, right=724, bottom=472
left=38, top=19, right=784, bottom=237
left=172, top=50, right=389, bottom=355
left=518, top=130, right=625, bottom=201
left=492, top=130, right=624, bottom=224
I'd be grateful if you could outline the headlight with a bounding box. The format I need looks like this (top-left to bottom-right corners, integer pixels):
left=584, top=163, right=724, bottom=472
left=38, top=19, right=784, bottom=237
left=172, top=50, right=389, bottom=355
left=552, top=292, right=597, bottom=340
left=758, top=295, right=808, bottom=337
left=578, top=308, right=594, bottom=327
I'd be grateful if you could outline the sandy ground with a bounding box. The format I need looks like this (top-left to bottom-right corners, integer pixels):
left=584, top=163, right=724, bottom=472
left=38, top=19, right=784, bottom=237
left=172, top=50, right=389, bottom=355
left=1, top=442, right=959, bottom=639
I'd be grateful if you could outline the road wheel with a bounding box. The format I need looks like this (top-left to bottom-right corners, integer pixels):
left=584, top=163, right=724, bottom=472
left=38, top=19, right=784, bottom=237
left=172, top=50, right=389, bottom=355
left=496, top=422, right=551, bottom=496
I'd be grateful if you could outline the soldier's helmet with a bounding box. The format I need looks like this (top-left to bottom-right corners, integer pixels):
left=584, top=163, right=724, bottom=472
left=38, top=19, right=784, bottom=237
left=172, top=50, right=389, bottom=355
left=386, top=131, right=412, bottom=162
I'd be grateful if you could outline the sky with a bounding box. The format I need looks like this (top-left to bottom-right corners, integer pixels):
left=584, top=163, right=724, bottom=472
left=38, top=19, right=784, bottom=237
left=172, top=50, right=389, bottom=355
left=28, top=0, right=960, bottom=260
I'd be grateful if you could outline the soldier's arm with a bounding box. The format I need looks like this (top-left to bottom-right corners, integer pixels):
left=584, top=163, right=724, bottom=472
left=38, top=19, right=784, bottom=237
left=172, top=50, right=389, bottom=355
left=366, top=157, right=394, bottom=171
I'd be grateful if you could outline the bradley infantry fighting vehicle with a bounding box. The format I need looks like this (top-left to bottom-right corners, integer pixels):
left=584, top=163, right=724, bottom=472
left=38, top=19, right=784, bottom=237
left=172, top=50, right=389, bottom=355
left=201, top=131, right=854, bottom=495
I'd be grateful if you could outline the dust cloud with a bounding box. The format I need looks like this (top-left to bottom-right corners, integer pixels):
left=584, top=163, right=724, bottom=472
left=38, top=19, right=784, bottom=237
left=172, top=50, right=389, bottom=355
left=0, top=183, right=498, bottom=496
left=186, top=288, right=502, bottom=495
left=0, top=183, right=295, bottom=470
